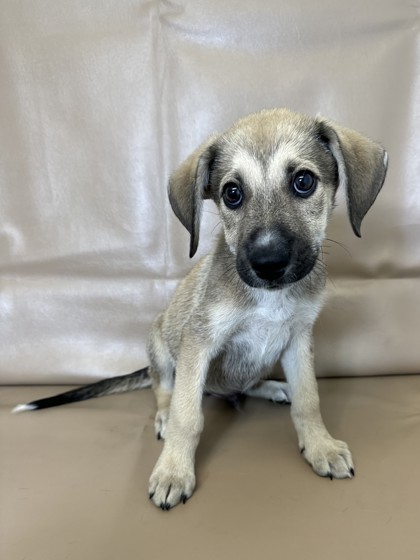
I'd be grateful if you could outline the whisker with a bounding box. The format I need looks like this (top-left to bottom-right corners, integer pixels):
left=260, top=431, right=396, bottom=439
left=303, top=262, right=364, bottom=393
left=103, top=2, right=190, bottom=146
left=325, top=237, right=352, bottom=258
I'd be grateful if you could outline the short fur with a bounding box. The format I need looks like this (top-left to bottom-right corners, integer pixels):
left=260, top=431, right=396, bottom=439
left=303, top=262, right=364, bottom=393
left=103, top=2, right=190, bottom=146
left=14, top=109, right=388, bottom=511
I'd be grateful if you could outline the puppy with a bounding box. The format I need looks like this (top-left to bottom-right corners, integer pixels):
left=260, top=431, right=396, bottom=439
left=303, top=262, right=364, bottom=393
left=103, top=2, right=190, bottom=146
left=14, top=109, right=388, bottom=510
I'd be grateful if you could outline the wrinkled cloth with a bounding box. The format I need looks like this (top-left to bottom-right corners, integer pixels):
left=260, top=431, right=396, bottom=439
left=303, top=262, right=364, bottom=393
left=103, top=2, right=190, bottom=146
left=0, top=0, right=418, bottom=383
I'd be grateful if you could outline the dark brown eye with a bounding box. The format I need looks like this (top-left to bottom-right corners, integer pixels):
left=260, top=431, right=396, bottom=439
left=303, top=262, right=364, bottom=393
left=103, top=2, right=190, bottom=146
left=292, top=170, right=317, bottom=197
left=222, top=183, right=243, bottom=209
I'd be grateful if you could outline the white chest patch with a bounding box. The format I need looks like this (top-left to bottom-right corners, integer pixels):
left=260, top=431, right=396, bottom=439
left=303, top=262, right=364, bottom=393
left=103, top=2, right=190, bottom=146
left=207, top=288, right=317, bottom=391
left=227, top=312, right=290, bottom=370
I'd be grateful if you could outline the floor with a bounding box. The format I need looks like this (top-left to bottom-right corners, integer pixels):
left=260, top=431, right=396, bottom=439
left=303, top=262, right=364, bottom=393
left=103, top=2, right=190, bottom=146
left=2, top=376, right=420, bottom=560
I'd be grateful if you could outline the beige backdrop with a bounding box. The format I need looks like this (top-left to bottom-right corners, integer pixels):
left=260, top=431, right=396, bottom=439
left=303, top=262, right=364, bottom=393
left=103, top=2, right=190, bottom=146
left=0, top=0, right=418, bottom=384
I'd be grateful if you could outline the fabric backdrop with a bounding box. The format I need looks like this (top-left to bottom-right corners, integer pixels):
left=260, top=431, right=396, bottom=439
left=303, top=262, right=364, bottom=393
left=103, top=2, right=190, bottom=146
left=0, top=0, right=418, bottom=384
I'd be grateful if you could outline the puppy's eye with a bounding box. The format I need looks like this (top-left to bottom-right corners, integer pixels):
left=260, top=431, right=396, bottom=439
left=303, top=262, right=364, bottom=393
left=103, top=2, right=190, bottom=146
left=222, top=183, right=244, bottom=209
left=292, top=170, right=317, bottom=197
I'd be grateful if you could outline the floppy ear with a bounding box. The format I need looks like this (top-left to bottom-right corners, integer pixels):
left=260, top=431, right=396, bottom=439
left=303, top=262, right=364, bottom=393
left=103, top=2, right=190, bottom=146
left=168, top=136, right=219, bottom=257
left=318, top=120, right=388, bottom=237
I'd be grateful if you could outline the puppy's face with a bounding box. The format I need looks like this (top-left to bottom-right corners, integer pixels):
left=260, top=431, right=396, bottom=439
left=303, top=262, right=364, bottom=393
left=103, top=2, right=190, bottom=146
left=209, top=111, right=339, bottom=289
left=168, top=108, right=387, bottom=287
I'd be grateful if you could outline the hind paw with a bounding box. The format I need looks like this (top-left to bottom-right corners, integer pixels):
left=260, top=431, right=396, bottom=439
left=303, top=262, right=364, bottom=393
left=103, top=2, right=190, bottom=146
left=154, top=409, right=169, bottom=440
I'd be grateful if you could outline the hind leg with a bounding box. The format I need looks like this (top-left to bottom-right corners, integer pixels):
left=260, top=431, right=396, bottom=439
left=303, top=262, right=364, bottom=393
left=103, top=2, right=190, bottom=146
left=153, top=381, right=172, bottom=440
left=245, top=380, right=291, bottom=404
left=147, top=315, right=175, bottom=440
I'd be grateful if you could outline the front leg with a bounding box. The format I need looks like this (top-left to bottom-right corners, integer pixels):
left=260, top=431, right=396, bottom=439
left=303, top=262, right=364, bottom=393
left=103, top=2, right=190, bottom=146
left=281, top=331, right=354, bottom=480
left=148, top=335, right=210, bottom=510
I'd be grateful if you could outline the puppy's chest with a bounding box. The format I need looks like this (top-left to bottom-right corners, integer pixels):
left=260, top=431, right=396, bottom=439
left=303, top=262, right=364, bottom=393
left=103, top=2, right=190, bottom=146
left=228, top=307, right=291, bottom=365
left=211, top=293, right=304, bottom=366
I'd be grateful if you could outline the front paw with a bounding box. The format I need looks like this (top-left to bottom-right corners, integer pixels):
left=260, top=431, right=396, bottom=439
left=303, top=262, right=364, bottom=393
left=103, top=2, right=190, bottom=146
left=148, top=453, right=196, bottom=510
left=300, top=436, right=354, bottom=480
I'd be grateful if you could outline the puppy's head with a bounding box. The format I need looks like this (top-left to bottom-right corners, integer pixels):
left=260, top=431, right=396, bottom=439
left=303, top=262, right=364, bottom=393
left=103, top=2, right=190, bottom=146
left=168, top=109, right=388, bottom=289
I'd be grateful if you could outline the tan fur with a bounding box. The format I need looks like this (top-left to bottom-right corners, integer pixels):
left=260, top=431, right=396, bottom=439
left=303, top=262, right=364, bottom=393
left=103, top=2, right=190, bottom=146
left=147, top=109, right=387, bottom=509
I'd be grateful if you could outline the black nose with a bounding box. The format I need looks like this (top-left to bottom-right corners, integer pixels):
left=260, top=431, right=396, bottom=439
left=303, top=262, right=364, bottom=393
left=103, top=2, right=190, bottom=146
left=249, top=254, right=289, bottom=280
left=247, top=230, right=293, bottom=281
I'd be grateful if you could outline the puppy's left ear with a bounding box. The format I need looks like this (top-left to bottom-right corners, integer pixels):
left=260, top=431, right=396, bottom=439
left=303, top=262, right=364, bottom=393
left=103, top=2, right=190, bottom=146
left=318, top=119, right=388, bottom=237
left=168, top=135, right=219, bottom=258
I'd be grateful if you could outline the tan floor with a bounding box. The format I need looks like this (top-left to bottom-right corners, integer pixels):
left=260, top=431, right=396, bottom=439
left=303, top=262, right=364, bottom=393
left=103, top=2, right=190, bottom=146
left=2, top=376, right=420, bottom=560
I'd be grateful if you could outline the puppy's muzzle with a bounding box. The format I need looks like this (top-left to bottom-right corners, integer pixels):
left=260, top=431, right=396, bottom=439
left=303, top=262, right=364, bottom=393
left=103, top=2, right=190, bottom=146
left=236, top=228, right=317, bottom=289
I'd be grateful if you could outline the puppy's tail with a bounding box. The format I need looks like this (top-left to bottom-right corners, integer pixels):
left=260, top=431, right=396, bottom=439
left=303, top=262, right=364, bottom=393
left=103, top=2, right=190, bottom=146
left=11, top=367, right=151, bottom=413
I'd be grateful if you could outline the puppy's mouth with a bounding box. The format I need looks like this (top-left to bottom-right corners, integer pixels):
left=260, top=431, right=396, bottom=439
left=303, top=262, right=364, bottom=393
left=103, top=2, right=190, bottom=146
left=236, top=254, right=318, bottom=289
left=235, top=232, right=319, bottom=290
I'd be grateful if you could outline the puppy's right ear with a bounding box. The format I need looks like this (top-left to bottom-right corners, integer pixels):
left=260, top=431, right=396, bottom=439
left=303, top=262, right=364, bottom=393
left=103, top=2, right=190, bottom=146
left=168, top=135, right=219, bottom=258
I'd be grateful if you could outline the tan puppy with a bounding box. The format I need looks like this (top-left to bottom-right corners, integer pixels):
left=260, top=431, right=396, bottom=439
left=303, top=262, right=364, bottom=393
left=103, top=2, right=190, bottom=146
left=14, top=109, right=388, bottom=511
